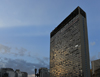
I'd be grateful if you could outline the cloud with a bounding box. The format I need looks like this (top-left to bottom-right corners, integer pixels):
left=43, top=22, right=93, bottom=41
left=35, top=57, right=48, bottom=66
left=0, top=62, right=6, bottom=68
left=0, top=44, right=50, bottom=65
left=28, top=52, right=31, bottom=57
left=98, top=52, right=100, bottom=59
left=43, top=57, right=49, bottom=61
left=0, top=44, right=28, bottom=57
left=0, top=44, right=11, bottom=53
left=90, top=42, right=96, bottom=46
left=0, top=44, right=50, bottom=74
left=90, top=55, right=97, bottom=61
left=0, top=56, right=49, bottom=75
left=90, top=52, right=100, bottom=69
left=90, top=52, right=100, bottom=62
left=4, top=59, right=35, bottom=74
left=15, top=47, right=27, bottom=56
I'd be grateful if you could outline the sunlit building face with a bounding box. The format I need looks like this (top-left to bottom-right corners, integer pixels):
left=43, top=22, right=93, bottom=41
left=50, top=7, right=90, bottom=77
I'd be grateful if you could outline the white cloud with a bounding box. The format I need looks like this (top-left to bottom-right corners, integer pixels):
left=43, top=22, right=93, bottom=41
left=0, top=44, right=11, bottom=53
left=15, top=47, right=27, bottom=56
left=90, top=42, right=96, bottom=46
left=90, top=55, right=97, bottom=61
left=0, top=44, right=28, bottom=56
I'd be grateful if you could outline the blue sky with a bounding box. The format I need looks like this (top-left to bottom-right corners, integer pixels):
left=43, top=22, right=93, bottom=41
left=0, top=0, right=100, bottom=77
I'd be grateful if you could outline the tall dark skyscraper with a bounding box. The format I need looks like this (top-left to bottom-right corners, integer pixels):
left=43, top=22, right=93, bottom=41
left=50, top=6, right=90, bottom=77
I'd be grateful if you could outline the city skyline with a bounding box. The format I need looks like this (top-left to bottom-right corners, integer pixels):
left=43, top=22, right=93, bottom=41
left=0, top=0, right=100, bottom=77
left=0, top=68, right=28, bottom=77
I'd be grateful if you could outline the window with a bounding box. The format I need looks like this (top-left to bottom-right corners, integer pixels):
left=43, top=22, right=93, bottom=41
left=75, top=45, right=78, bottom=47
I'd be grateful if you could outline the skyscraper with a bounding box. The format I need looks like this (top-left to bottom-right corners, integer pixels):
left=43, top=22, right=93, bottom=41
left=50, top=6, right=90, bottom=77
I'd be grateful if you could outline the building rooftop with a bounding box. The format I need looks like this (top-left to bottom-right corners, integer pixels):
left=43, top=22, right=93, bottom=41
left=0, top=68, right=14, bottom=71
left=50, top=6, right=86, bottom=38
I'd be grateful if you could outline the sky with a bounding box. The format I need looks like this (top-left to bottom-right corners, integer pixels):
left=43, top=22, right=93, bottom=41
left=0, top=0, right=100, bottom=77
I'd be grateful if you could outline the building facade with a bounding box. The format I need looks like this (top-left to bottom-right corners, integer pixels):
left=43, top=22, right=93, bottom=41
left=0, top=68, right=15, bottom=77
left=39, top=68, right=49, bottom=77
left=15, top=69, right=22, bottom=77
left=91, top=59, right=100, bottom=75
left=21, top=72, right=28, bottom=77
left=50, top=6, right=90, bottom=77
left=0, top=68, right=27, bottom=77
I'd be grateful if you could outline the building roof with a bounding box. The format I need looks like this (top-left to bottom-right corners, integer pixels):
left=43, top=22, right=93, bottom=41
left=50, top=6, right=86, bottom=38
left=1, top=68, right=14, bottom=71
left=91, top=59, right=100, bottom=62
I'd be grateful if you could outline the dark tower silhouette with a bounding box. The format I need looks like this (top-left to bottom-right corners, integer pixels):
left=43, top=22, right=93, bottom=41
left=35, top=68, right=40, bottom=77
left=35, top=68, right=37, bottom=77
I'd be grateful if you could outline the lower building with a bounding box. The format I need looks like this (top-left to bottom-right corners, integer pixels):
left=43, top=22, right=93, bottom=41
left=21, top=72, right=28, bottom=77
left=0, top=68, right=15, bottom=77
left=39, top=68, right=49, bottom=77
left=93, top=68, right=100, bottom=77
left=91, top=59, right=100, bottom=77
left=0, top=68, right=28, bottom=77
left=15, top=69, right=22, bottom=77
left=35, top=67, right=49, bottom=77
